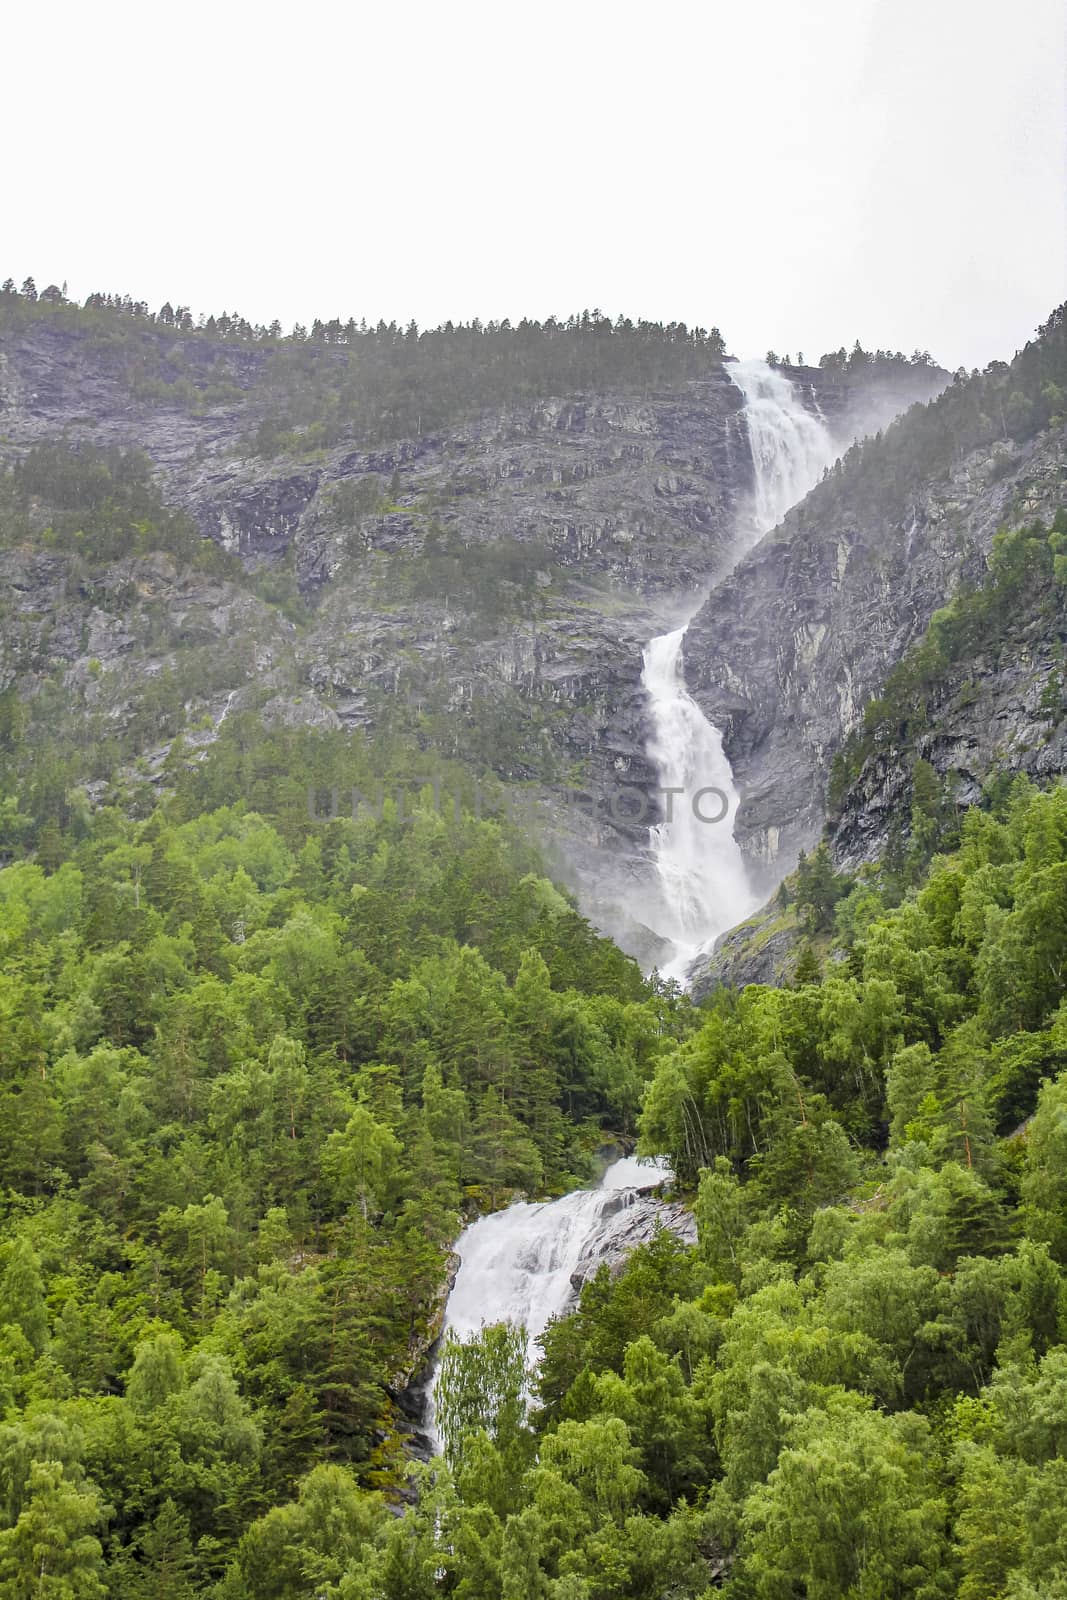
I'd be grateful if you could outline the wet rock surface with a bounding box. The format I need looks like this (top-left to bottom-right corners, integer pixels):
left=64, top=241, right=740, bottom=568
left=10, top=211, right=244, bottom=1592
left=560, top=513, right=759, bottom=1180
left=568, top=1188, right=698, bottom=1291
left=691, top=905, right=804, bottom=997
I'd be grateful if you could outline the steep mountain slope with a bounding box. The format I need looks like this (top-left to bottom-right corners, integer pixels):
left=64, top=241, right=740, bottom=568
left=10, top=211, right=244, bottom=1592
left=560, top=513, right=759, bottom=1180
left=685, top=306, right=1067, bottom=895
left=0, top=292, right=945, bottom=959
left=827, top=512, right=1067, bottom=869
left=5, top=289, right=1067, bottom=1600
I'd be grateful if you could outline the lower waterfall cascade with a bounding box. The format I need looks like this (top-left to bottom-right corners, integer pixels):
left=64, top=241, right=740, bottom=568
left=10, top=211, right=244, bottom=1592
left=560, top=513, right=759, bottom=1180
left=427, top=1156, right=674, bottom=1445
left=640, top=358, right=838, bottom=983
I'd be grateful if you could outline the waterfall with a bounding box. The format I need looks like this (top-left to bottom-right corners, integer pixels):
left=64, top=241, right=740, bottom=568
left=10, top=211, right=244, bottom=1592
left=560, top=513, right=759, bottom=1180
left=427, top=365, right=840, bottom=1448
left=729, top=358, right=836, bottom=536
left=641, top=628, right=757, bottom=982
left=640, top=360, right=837, bottom=983
left=427, top=1157, right=673, bottom=1444
left=439, top=1156, right=672, bottom=1353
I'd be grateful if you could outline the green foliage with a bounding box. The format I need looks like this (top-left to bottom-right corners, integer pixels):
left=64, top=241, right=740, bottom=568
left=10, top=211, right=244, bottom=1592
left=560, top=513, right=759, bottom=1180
left=3, top=276, right=1067, bottom=1590
left=736, top=1400, right=950, bottom=1598
left=436, top=1322, right=534, bottom=1498
left=793, top=842, right=851, bottom=932
left=398, top=527, right=559, bottom=631
left=0, top=1458, right=107, bottom=1598
left=817, top=341, right=939, bottom=375
left=0, top=722, right=688, bottom=1590
left=4, top=771, right=1065, bottom=1594
left=1, top=443, right=234, bottom=573
left=1021, top=1071, right=1067, bottom=1261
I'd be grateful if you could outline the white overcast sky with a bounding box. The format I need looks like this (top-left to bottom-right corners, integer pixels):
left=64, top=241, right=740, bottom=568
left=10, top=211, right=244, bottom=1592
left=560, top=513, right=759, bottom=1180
left=5, top=0, right=1065, bottom=370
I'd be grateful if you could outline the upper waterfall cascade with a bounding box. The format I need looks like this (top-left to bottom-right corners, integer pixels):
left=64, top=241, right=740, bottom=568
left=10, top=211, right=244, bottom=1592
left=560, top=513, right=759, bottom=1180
left=640, top=360, right=838, bottom=983
left=728, top=358, right=837, bottom=536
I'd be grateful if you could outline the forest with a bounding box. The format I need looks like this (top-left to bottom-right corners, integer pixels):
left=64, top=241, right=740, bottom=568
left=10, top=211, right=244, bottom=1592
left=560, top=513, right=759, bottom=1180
left=0, top=714, right=693, bottom=1597
left=405, top=775, right=1067, bottom=1600
left=2, top=722, right=1066, bottom=1594
left=2, top=283, right=1067, bottom=1596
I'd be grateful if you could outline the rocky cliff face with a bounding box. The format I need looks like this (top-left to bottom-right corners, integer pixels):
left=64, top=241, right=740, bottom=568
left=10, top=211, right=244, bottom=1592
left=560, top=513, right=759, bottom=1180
left=0, top=321, right=750, bottom=586
left=828, top=569, right=1067, bottom=872
left=682, top=325, right=1067, bottom=991
left=685, top=414, right=1067, bottom=890
left=0, top=314, right=949, bottom=960
left=568, top=1189, right=697, bottom=1291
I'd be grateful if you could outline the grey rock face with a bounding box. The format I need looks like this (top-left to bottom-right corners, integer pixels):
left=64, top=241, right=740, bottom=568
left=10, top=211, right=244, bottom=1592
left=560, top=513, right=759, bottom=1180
left=691, top=904, right=804, bottom=998
left=828, top=598, right=1067, bottom=872
left=684, top=427, right=1065, bottom=890
left=568, top=1190, right=697, bottom=1292
left=680, top=399, right=1067, bottom=992
left=0, top=317, right=951, bottom=962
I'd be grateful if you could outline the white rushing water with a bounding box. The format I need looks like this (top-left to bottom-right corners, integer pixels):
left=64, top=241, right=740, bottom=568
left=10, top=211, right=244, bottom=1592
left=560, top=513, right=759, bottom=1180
left=728, top=358, right=837, bottom=535
left=640, top=361, right=837, bottom=983
left=439, top=1155, right=671, bottom=1353
left=428, top=366, right=840, bottom=1447
left=428, top=1155, right=671, bottom=1443
left=642, top=628, right=757, bottom=982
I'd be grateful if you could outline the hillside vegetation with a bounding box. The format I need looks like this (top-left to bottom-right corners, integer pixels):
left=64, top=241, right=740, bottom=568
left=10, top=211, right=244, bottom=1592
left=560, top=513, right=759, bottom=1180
left=0, top=280, right=729, bottom=452
left=0, top=282, right=1065, bottom=1598
left=0, top=722, right=691, bottom=1595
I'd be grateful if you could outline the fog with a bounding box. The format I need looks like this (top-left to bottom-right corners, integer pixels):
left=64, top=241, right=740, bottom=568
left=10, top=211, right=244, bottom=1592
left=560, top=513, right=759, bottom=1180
left=5, top=0, right=1064, bottom=369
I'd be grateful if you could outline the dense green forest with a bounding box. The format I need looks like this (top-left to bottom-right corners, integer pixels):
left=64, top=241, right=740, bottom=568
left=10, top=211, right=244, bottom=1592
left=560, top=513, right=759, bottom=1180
left=3, top=719, right=1067, bottom=1593
left=4, top=766, right=1058, bottom=1597
left=0, top=718, right=693, bottom=1596
left=383, top=777, right=1067, bottom=1600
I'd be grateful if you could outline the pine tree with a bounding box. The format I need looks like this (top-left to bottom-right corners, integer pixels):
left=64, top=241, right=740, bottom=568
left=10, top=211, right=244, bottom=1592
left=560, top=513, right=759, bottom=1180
left=0, top=1236, right=49, bottom=1352
left=0, top=1460, right=106, bottom=1598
